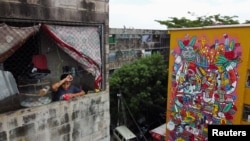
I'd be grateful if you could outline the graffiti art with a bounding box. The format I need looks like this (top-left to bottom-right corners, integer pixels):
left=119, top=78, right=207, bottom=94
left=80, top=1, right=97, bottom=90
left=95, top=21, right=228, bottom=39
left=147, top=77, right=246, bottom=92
left=167, top=34, right=242, bottom=141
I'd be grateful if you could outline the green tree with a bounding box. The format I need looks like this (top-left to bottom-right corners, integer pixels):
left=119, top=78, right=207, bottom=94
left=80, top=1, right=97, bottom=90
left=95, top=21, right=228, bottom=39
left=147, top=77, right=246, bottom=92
left=109, top=53, right=167, bottom=127
left=244, top=20, right=250, bottom=24
left=155, top=12, right=249, bottom=28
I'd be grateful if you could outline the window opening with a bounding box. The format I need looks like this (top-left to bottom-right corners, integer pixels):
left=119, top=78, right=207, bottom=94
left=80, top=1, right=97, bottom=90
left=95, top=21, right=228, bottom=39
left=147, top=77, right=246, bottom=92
left=243, top=104, right=250, bottom=122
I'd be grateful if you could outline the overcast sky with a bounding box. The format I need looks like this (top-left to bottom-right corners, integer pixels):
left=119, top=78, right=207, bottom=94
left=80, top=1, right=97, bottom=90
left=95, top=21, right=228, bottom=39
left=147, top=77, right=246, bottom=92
left=109, top=0, right=250, bottom=30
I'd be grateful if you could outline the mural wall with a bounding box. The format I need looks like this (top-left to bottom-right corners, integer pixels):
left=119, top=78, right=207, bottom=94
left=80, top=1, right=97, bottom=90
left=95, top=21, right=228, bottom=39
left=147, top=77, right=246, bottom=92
left=167, top=34, right=242, bottom=141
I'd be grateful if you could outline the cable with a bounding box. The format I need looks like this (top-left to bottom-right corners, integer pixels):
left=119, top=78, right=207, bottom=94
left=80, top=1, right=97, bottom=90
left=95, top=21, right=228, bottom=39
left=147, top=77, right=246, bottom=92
left=121, top=95, right=148, bottom=141
left=121, top=97, right=127, bottom=126
left=56, top=46, right=63, bottom=79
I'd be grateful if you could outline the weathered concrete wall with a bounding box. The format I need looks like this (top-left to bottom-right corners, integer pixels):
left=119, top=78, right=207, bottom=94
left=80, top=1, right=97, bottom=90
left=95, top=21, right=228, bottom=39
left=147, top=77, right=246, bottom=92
left=0, top=92, right=110, bottom=141
left=0, top=0, right=110, bottom=141
left=0, top=0, right=109, bottom=24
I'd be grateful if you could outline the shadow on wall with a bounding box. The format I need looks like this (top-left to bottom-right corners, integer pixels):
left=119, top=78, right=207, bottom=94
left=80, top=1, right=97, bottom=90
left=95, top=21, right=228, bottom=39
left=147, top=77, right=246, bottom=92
left=73, top=66, right=95, bottom=93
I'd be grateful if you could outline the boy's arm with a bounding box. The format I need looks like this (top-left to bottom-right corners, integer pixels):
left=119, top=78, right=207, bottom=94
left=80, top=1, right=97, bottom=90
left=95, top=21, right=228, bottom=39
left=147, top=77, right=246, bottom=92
left=51, top=74, right=72, bottom=92
left=51, top=79, right=66, bottom=92
left=71, top=90, right=85, bottom=98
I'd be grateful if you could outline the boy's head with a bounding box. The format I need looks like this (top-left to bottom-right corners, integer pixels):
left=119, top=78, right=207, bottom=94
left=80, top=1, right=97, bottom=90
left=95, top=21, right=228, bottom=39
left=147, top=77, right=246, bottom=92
left=60, top=73, right=72, bottom=90
left=60, top=74, right=69, bottom=80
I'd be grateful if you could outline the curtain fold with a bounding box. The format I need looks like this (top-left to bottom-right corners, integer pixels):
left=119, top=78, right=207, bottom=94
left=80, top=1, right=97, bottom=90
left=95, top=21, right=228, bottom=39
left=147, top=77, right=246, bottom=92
left=0, top=23, right=40, bottom=63
left=41, top=24, right=102, bottom=89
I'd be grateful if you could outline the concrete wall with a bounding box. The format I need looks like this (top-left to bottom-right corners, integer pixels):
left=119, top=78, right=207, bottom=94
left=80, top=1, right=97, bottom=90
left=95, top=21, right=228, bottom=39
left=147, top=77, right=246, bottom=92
left=0, top=0, right=109, bottom=24
left=0, top=92, right=110, bottom=141
left=0, top=0, right=110, bottom=141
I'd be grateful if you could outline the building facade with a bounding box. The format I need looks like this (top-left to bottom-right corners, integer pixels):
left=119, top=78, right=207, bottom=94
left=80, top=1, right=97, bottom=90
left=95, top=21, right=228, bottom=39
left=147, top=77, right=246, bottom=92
left=0, top=0, right=110, bottom=141
left=109, top=28, right=170, bottom=73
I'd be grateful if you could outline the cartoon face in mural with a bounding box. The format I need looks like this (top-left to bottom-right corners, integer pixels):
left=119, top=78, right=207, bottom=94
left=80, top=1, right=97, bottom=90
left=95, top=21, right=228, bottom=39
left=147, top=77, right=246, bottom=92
left=167, top=34, right=242, bottom=141
left=178, top=36, right=197, bottom=61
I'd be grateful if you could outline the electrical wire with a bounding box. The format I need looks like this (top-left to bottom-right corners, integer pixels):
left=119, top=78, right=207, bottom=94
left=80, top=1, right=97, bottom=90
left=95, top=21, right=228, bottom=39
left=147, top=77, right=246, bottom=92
left=121, top=95, right=148, bottom=141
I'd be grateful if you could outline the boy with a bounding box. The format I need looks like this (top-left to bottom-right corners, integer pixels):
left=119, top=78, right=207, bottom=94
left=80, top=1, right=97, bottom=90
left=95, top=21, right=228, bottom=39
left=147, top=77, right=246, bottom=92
left=51, top=73, right=85, bottom=101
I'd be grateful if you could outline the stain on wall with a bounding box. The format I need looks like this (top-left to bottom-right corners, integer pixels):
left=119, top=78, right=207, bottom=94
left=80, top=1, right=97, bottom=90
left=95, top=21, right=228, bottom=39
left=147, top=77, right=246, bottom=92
left=81, top=0, right=96, bottom=11
left=167, top=34, right=242, bottom=140
left=0, top=0, right=105, bottom=23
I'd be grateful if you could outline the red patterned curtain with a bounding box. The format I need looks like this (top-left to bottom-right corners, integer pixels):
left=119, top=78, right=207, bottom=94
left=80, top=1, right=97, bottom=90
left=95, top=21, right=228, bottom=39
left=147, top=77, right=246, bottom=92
left=41, top=24, right=102, bottom=89
left=0, top=23, right=40, bottom=63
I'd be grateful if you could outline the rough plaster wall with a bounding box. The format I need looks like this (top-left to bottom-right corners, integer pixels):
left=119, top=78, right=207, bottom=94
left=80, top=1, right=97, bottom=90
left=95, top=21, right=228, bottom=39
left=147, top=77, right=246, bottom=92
left=0, top=92, right=110, bottom=141
left=0, top=0, right=108, bottom=23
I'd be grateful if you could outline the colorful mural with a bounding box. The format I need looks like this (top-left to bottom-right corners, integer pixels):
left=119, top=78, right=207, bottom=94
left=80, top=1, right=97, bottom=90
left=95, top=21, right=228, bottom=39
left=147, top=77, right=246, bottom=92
left=167, top=34, right=242, bottom=141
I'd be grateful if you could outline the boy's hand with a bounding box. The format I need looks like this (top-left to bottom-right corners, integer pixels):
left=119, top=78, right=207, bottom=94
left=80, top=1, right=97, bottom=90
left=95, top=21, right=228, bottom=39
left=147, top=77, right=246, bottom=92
left=63, top=94, right=71, bottom=101
left=65, top=75, right=73, bottom=81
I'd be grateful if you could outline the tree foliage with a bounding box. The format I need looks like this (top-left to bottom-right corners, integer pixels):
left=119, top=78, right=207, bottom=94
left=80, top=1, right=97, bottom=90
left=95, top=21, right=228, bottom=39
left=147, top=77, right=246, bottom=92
left=109, top=53, right=167, bottom=126
left=155, top=12, right=250, bottom=28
